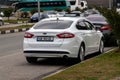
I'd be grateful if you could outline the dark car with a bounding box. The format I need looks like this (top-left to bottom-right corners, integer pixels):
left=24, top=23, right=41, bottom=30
left=86, top=14, right=117, bottom=46
left=30, top=12, right=49, bottom=22
left=0, top=16, right=4, bottom=26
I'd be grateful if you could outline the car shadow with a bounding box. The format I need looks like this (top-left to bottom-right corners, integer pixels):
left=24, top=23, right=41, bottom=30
left=85, top=52, right=100, bottom=60
left=31, top=52, right=100, bottom=66
left=35, top=58, right=78, bottom=66
left=29, top=46, right=115, bottom=66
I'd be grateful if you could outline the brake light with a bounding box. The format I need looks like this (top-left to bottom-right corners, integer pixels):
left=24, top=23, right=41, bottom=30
left=24, top=32, right=34, bottom=38
left=57, top=32, right=75, bottom=38
left=100, top=25, right=111, bottom=31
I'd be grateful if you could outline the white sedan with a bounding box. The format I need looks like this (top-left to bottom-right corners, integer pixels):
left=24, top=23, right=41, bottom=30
left=23, top=17, right=104, bottom=63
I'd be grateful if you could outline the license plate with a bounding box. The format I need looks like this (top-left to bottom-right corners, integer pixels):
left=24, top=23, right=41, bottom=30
left=37, top=36, right=54, bottom=42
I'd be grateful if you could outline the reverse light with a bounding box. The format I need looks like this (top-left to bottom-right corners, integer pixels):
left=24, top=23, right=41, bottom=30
left=24, top=32, right=34, bottom=38
left=57, top=32, right=75, bottom=38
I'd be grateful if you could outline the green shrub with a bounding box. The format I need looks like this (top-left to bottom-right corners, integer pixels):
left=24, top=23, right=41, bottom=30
left=21, top=12, right=29, bottom=18
left=30, top=9, right=37, bottom=15
left=3, top=7, right=13, bottom=20
left=65, top=8, right=71, bottom=13
left=75, top=7, right=81, bottom=11
left=97, top=7, right=120, bottom=50
left=4, top=20, right=17, bottom=24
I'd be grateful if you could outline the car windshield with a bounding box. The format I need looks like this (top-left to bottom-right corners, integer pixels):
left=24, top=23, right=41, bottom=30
left=32, top=13, right=38, bottom=17
left=34, top=20, right=73, bottom=29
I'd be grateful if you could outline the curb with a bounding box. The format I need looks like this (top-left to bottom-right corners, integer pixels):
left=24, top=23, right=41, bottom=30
left=0, top=28, right=30, bottom=34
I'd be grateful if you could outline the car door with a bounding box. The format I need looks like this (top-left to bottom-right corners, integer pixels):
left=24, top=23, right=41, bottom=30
left=76, top=20, right=98, bottom=55
left=84, top=21, right=100, bottom=52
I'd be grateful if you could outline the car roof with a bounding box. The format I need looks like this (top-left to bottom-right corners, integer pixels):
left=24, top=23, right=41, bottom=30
left=86, top=14, right=105, bottom=18
left=40, top=17, right=87, bottom=22
left=64, top=12, right=81, bottom=17
left=86, top=14, right=107, bottom=24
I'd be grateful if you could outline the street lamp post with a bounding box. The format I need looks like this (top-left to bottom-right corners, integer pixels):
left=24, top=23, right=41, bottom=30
left=109, top=0, right=112, bottom=9
left=37, top=0, right=40, bottom=21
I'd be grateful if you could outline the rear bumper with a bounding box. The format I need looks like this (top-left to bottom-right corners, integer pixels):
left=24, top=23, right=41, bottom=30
left=24, top=51, right=71, bottom=58
left=24, top=37, right=81, bottom=58
left=24, top=47, right=78, bottom=58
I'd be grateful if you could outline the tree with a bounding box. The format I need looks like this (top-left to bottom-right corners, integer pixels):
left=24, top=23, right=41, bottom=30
left=75, top=7, right=81, bottom=11
left=21, top=12, right=29, bottom=18
left=97, top=7, right=120, bottom=51
left=30, top=9, right=37, bottom=15
left=54, top=8, right=63, bottom=12
left=65, top=8, right=71, bottom=13
left=3, top=7, right=13, bottom=20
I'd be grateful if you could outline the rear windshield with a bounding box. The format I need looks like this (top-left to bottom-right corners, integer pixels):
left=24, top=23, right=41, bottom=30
left=34, top=20, right=73, bottom=29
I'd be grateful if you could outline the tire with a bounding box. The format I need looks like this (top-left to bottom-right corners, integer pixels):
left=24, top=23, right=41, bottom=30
left=26, top=57, right=38, bottom=63
left=98, top=40, right=104, bottom=54
left=77, top=44, right=85, bottom=62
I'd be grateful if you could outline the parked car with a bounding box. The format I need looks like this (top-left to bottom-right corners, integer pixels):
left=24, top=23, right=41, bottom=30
left=86, top=14, right=117, bottom=46
left=83, top=9, right=100, bottom=17
left=0, top=16, right=4, bottom=26
left=57, top=11, right=66, bottom=17
left=23, top=17, right=104, bottom=63
left=30, top=12, right=49, bottom=22
left=64, top=11, right=82, bottom=17
left=45, top=11, right=61, bottom=17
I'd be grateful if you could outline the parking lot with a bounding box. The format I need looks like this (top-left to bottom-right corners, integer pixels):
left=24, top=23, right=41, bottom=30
left=0, top=8, right=118, bottom=80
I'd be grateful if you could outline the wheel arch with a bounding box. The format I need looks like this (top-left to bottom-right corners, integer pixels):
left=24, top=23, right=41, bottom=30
left=77, top=41, right=86, bottom=56
left=77, top=41, right=86, bottom=62
left=81, top=41, right=85, bottom=51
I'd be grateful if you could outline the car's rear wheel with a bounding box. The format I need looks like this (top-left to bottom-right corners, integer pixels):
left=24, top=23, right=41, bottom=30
left=77, top=44, right=85, bottom=62
left=26, top=57, right=38, bottom=63
left=98, top=40, right=104, bottom=54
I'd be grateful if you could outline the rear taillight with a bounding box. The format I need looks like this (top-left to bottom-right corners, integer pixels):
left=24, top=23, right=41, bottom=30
left=100, top=25, right=111, bottom=31
left=24, top=32, right=34, bottom=38
left=57, top=32, right=75, bottom=38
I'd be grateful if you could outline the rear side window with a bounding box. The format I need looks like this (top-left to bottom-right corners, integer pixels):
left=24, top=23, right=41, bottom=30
left=34, top=20, right=73, bottom=29
left=84, top=21, right=94, bottom=30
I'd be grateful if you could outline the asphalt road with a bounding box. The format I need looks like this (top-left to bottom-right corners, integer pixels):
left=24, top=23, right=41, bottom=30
left=0, top=32, right=114, bottom=80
